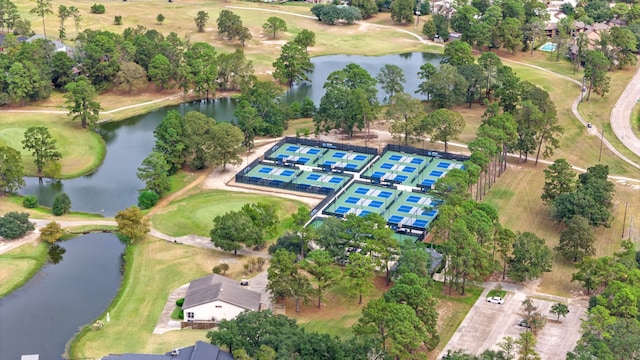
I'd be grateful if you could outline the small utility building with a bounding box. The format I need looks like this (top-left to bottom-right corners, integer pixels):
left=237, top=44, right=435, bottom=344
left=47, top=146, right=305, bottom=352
left=182, top=274, right=261, bottom=322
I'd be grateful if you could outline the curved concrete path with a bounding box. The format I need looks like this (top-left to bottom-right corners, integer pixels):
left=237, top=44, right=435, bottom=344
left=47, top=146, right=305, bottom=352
left=611, top=66, right=640, bottom=158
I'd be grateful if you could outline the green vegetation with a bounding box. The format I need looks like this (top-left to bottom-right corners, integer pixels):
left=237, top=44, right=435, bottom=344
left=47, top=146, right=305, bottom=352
left=151, top=190, right=306, bottom=237
left=0, top=242, right=48, bottom=297
left=486, top=289, right=507, bottom=299
left=0, top=114, right=105, bottom=178
left=69, top=235, right=252, bottom=358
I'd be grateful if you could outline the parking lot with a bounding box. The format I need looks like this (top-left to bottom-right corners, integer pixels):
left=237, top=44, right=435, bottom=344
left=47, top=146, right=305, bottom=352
left=441, top=286, right=587, bottom=359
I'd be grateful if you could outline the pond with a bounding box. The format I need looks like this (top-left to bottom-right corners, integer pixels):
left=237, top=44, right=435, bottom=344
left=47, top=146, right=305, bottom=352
left=19, top=52, right=441, bottom=216
left=0, top=233, right=126, bottom=360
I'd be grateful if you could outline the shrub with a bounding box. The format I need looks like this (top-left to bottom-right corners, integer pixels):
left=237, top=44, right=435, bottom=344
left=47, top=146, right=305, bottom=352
left=176, top=297, right=184, bottom=306
left=91, top=320, right=104, bottom=331
left=212, top=265, right=222, bottom=274
left=114, top=15, right=122, bottom=25
left=90, top=4, right=106, bottom=14
left=52, top=192, right=71, bottom=216
left=157, top=14, right=165, bottom=24
left=138, top=191, right=159, bottom=210
left=40, top=221, right=64, bottom=243
left=0, top=212, right=35, bottom=239
left=219, top=263, right=229, bottom=274
left=22, top=195, right=38, bottom=208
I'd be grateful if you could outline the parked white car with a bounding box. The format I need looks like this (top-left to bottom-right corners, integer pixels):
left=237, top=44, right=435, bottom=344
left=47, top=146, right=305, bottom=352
left=486, top=296, right=504, bottom=304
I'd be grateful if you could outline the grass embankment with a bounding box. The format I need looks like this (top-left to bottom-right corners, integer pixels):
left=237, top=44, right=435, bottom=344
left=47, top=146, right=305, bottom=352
left=0, top=194, right=107, bottom=220
left=483, top=161, right=640, bottom=297
left=151, top=189, right=307, bottom=237
left=68, top=234, right=256, bottom=359
left=633, top=103, right=640, bottom=141
left=0, top=113, right=105, bottom=178
left=0, top=241, right=48, bottom=297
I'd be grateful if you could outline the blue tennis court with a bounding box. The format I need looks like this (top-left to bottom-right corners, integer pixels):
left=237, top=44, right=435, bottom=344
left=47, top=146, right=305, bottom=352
left=384, top=191, right=440, bottom=230
left=324, top=183, right=398, bottom=218
left=362, top=151, right=430, bottom=186
left=319, top=149, right=374, bottom=172
left=267, top=143, right=326, bottom=165
left=293, top=171, right=350, bottom=191
left=416, top=157, right=466, bottom=191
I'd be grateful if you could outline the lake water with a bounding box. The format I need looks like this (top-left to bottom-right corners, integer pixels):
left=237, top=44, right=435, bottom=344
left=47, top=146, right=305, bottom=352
left=19, top=52, right=441, bottom=216
left=0, top=233, right=126, bottom=360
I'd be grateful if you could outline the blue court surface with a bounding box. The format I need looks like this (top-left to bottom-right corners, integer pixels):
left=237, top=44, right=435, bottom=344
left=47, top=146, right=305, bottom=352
left=324, top=183, right=398, bottom=218
left=320, top=149, right=374, bottom=172
left=362, top=151, right=431, bottom=186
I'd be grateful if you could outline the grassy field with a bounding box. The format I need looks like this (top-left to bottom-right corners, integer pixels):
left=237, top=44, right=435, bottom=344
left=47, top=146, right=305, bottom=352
left=0, top=241, right=48, bottom=297
left=0, top=113, right=105, bottom=178
left=13, top=0, right=425, bottom=76
left=151, top=189, right=307, bottom=237
left=68, top=234, right=258, bottom=359
left=483, top=160, right=640, bottom=297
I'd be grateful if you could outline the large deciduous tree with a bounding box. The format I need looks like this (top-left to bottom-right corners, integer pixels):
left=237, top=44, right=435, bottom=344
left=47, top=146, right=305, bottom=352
left=205, top=122, right=244, bottom=170
left=441, top=41, right=475, bottom=67
left=354, top=298, right=428, bottom=358
left=0, top=146, right=25, bottom=195
left=210, top=210, right=261, bottom=255
left=387, top=92, right=425, bottom=145
left=64, top=76, right=101, bottom=129
left=376, top=64, right=406, bottom=103
left=390, top=0, right=414, bottom=24
left=21, top=126, right=61, bottom=175
left=422, top=108, right=465, bottom=153
left=148, top=54, right=174, bottom=90
left=262, top=16, right=286, bottom=39
left=556, top=215, right=595, bottom=262
left=314, top=63, right=379, bottom=138
left=266, top=249, right=311, bottom=312
left=508, top=231, right=553, bottom=282
left=115, top=206, right=150, bottom=242
left=272, top=42, right=313, bottom=88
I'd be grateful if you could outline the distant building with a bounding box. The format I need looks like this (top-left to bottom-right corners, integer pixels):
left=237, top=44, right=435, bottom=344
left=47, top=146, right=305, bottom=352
left=26, top=34, right=75, bottom=56
left=182, top=274, right=262, bottom=323
left=101, top=340, right=233, bottom=360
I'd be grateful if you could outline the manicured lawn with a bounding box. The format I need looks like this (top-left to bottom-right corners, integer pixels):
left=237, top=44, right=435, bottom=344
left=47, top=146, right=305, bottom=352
left=69, top=235, right=253, bottom=358
left=151, top=189, right=307, bottom=237
left=0, top=241, right=48, bottom=297
left=483, top=162, right=640, bottom=296
left=0, top=113, right=105, bottom=178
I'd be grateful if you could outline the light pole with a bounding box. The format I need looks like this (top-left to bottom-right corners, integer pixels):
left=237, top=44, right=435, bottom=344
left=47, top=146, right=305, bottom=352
left=581, top=76, right=586, bottom=102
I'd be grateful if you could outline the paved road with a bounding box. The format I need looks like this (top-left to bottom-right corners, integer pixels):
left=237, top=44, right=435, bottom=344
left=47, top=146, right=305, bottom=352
left=611, top=66, right=640, bottom=158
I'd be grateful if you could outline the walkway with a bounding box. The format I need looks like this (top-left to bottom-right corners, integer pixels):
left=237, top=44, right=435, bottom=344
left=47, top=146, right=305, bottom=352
left=611, top=66, right=640, bottom=158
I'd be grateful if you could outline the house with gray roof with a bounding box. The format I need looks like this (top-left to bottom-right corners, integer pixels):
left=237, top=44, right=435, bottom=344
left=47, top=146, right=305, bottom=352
left=182, top=274, right=262, bottom=322
left=101, top=340, right=233, bottom=360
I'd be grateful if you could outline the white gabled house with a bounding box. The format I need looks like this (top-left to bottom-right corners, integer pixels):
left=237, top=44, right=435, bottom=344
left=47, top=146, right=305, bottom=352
left=182, top=274, right=262, bottom=323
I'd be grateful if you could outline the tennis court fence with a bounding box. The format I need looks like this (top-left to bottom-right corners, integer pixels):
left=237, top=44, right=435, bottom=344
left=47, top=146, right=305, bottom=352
left=384, top=144, right=470, bottom=162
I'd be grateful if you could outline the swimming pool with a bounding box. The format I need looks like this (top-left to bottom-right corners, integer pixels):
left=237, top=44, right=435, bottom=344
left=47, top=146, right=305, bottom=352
left=539, top=42, right=557, bottom=52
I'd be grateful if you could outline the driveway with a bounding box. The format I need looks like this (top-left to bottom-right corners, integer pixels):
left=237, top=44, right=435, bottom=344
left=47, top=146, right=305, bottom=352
left=440, top=284, right=586, bottom=359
